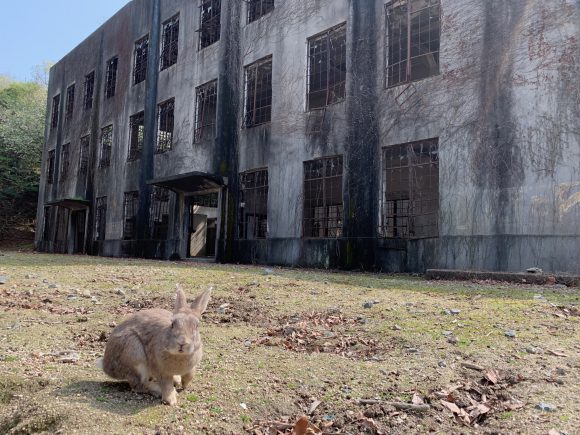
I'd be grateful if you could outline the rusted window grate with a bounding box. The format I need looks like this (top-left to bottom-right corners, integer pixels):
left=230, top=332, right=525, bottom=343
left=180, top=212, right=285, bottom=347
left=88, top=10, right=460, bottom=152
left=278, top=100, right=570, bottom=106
left=194, top=80, right=217, bottom=143
left=198, top=0, right=221, bottom=49
left=95, top=196, right=107, bottom=241
left=65, top=85, right=75, bottom=121
left=150, top=187, right=171, bottom=240
left=307, top=23, right=346, bottom=111
left=133, top=36, right=149, bottom=85
left=60, top=143, right=70, bottom=182
left=379, top=138, right=439, bottom=239
left=47, top=150, right=56, bottom=184
left=105, top=56, right=118, bottom=98
left=83, top=71, right=95, bottom=111
left=247, top=0, right=274, bottom=23
left=243, top=56, right=272, bottom=128
left=123, top=191, right=139, bottom=240
left=161, top=15, right=179, bottom=70
left=99, top=125, right=113, bottom=168
left=51, top=95, right=60, bottom=130
left=239, top=169, right=268, bottom=239
left=79, top=135, right=90, bottom=175
left=303, top=156, right=343, bottom=238
left=156, top=99, right=174, bottom=153
left=128, top=111, right=145, bottom=161
left=385, top=0, right=440, bottom=88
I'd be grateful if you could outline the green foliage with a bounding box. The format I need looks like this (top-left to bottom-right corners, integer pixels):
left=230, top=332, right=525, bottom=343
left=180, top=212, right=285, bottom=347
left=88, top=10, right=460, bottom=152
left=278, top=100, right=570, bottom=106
left=0, top=78, right=47, bottom=239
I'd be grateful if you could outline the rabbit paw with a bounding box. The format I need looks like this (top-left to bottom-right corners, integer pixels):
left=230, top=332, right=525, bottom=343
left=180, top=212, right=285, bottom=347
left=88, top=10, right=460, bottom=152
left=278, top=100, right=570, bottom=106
left=163, top=389, right=178, bottom=406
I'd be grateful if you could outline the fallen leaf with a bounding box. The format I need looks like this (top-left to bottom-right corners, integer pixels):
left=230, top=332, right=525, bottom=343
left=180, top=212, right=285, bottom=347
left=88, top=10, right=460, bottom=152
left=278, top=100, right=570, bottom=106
left=308, top=400, right=321, bottom=415
left=412, top=393, right=424, bottom=405
left=292, top=416, right=309, bottom=435
left=441, top=400, right=461, bottom=414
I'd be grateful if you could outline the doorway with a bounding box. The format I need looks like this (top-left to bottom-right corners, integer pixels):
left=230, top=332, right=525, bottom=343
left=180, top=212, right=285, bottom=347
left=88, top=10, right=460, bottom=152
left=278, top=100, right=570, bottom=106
left=71, top=209, right=87, bottom=254
left=187, top=192, right=219, bottom=258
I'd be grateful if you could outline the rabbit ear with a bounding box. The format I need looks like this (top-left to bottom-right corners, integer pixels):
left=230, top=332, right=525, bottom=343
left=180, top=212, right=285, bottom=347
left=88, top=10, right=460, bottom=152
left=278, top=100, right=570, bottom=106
left=191, top=287, right=212, bottom=316
left=174, top=284, right=188, bottom=313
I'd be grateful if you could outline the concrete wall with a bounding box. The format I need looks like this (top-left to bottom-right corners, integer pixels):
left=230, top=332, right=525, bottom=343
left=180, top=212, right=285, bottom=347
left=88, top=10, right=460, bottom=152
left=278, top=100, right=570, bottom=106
left=36, top=0, right=580, bottom=274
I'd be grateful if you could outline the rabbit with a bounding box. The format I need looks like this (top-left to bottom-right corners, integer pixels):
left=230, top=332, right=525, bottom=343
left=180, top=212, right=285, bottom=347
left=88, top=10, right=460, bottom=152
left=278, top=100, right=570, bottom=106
left=98, top=285, right=212, bottom=405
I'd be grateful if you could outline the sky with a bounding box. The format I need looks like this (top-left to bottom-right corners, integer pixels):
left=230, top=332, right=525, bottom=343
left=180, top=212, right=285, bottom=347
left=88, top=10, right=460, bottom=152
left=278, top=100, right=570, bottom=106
left=0, top=0, right=131, bottom=82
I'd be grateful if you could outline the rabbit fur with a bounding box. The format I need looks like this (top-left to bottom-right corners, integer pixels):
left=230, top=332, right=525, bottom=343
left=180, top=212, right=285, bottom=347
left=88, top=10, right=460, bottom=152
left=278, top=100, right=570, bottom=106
left=100, top=285, right=211, bottom=405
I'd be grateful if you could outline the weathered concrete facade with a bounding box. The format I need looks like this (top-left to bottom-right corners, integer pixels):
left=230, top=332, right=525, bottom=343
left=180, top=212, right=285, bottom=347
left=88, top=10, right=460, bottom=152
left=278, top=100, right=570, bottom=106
left=36, top=0, right=580, bottom=274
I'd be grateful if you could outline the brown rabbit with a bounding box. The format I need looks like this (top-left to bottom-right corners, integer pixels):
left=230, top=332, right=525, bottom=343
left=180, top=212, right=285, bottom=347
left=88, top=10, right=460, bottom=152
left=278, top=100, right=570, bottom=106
left=99, top=285, right=211, bottom=405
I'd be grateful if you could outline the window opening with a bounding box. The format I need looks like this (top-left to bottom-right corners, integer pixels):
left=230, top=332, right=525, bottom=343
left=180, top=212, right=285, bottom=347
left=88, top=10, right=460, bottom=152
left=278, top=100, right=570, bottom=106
left=133, top=36, right=149, bottom=84
left=65, top=85, right=75, bottom=121
left=105, top=56, right=118, bottom=98
left=307, top=23, right=346, bottom=110
left=83, top=71, right=95, bottom=111
left=379, top=138, right=439, bottom=238
left=161, top=15, right=179, bottom=70
left=79, top=134, right=90, bottom=175
left=47, top=150, right=56, bottom=184
left=123, top=191, right=139, bottom=240
left=60, top=143, right=70, bottom=182
left=194, top=80, right=217, bottom=143
left=303, top=156, right=343, bottom=237
left=51, top=95, right=60, bottom=130
left=95, top=196, right=107, bottom=241
left=156, top=99, right=174, bottom=153
left=239, top=169, right=268, bottom=239
left=247, top=0, right=274, bottom=23
left=99, top=125, right=113, bottom=168
left=198, top=0, right=221, bottom=49
left=150, top=187, right=171, bottom=239
left=385, top=0, right=440, bottom=87
left=128, top=111, right=145, bottom=161
left=244, top=56, right=272, bottom=128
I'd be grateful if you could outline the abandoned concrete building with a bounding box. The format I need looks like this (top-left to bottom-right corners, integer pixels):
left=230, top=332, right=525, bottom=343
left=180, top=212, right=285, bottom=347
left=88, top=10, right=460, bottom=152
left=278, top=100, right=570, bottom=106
left=35, top=0, right=580, bottom=274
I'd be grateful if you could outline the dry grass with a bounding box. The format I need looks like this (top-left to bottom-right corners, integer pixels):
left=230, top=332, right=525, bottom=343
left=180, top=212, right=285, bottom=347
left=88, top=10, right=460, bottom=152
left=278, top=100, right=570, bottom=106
left=0, top=251, right=578, bottom=434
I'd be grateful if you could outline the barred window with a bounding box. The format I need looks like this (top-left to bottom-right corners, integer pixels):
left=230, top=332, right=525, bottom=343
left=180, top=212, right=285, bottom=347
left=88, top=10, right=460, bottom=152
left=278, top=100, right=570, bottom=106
left=379, top=139, right=439, bottom=239
left=194, top=80, right=217, bottom=143
left=150, top=187, right=171, bottom=239
left=79, top=134, right=90, bottom=175
left=128, top=111, right=145, bottom=161
left=239, top=169, right=268, bottom=239
left=122, top=191, right=139, bottom=240
left=99, top=125, right=113, bottom=168
left=303, top=156, right=343, bottom=238
left=198, top=0, right=221, bottom=49
left=247, top=0, right=274, bottom=23
left=133, top=36, right=149, bottom=85
left=161, top=15, right=179, bottom=70
left=243, top=56, right=272, bottom=128
left=156, top=99, right=174, bottom=153
left=307, top=24, right=346, bottom=110
left=95, top=196, right=107, bottom=241
left=105, top=56, right=118, bottom=98
left=83, top=71, right=95, bottom=111
left=60, top=143, right=70, bottom=182
left=47, top=150, right=56, bottom=184
left=65, top=85, right=75, bottom=121
left=51, top=95, right=60, bottom=130
left=386, top=0, right=440, bottom=88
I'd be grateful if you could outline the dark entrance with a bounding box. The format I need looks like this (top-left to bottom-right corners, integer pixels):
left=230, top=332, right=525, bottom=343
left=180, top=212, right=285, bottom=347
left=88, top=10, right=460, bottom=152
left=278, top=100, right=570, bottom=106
left=71, top=209, right=87, bottom=254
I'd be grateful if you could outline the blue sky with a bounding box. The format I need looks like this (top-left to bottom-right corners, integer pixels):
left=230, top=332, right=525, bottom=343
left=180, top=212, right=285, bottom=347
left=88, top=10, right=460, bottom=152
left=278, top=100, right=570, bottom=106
left=0, top=0, right=131, bottom=82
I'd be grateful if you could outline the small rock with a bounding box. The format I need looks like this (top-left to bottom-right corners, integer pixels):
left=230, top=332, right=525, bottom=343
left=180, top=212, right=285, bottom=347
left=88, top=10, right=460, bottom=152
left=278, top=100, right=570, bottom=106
left=535, top=402, right=557, bottom=412
left=25, top=290, right=34, bottom=297
left=323, top=331, right=335, bottom=338
left=25, top=274, right=34, bottom=279
left=355, top=316, right=367, bottom=324
left=59, top=353, right=80, bottom=364
left=442, top=330, right=453, bottom=336
left=283, top=327, right=296, bottom=336
left=525, top=346, right=542, bottom=354
left=263, top=268, right=274, bottom=275
left=115, top=288, right=126, bottom=296
left=505, top=329, right=517, bottom=338
left=406, top=347, right=419, bottom=353
left=67, top=295, right=78, bottom=301
left=450, top=309, right=461, bottom=315
left=526, top=267, right=543, bottom=274
left=363, top=301, right=374, bottom=309
left=555, top=367, right=566, bottom=376
left=48, top=284, right=59, bottom=289
left=81, top=289, right=92, bottom=298
left=438, top=360, right=447, bottom=368
left=0, top=276, right=8, bottom=284
left=393, top=324, right=402, bottom=331
left=243, top=340, right=252, bottom=347
left=533, top=294, right=547, bottom=301
left=240, top=403, right=248, bottom=410
left=447, top=336, right=458, bottom=345
left=553, top=284, right=567, bottom=289
left=42, top=279, right=49, bottom=283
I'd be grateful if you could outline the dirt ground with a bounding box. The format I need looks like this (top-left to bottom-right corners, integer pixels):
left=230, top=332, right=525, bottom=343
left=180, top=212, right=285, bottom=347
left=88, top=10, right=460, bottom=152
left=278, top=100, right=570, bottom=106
left=0, top=250, right=578, bottom=434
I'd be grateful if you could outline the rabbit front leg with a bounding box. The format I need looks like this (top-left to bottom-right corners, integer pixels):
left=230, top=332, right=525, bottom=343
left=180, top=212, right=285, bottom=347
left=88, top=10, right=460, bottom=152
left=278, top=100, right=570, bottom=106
left=180, top=370, right=195, bottom=389
left=159, top=376, right=178, bottom=405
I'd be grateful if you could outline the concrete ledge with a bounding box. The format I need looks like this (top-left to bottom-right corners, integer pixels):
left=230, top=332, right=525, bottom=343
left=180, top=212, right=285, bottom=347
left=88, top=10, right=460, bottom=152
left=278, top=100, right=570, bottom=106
left=426, top=269, right=580, bottom=287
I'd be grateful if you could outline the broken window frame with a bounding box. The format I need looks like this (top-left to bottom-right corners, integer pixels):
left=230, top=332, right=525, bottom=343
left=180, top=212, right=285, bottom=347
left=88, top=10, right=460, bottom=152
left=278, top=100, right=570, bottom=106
left=385, top=0, right=441, bottom=88
left=123, top=191, right=139, bottom=240
left=50, top=95, right=60, bottom=130
left=133, top=35, right=149, bottom=85
left=156, top=98, right=175, bottom=153
left=239, top=168, right=268, bottom=239
left=95, top=196, right=107, bottom=241
left=194, top=80, right=218, bottom=143
left=149, top=187, right=171, bottom=240
left=79, top=134, right=90, bottom=175
left=83, top=71, right=95, bottom=111
left=105, top=56, right=118, bottom=99
left=247, top=0, right=274, bottom=23
left=161, top=14, right=180, bottom=70
left=306, top=23, right=347, bottom=111
left=379, top=138, right=439, bottom=239
left=243, top=56, right=273, bottom=128
left=47, top=150, right=56, bottom=184
left=60, top=143, right=70, bottom=182
left=99, top=125, right=113, bottom=168
left=65, top=84, right=75, bottom=121
left=128, top=111, right=145, bottom=161
left=198, top=0, right=221, bottom=49
left=303, top=156, right=344, bottom=238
